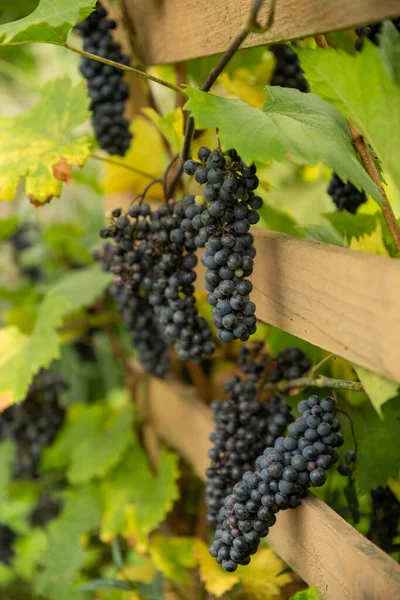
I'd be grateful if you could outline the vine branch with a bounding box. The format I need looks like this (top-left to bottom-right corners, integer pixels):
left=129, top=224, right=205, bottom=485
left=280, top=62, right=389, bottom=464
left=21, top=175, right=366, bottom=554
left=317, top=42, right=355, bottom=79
left=167, top=0, right=276, bottom=197
left=260, top=375, right=365, bottom=393
left=64, top=42, right=186, bottom=95
left=314, top=34, right=400, bottom=255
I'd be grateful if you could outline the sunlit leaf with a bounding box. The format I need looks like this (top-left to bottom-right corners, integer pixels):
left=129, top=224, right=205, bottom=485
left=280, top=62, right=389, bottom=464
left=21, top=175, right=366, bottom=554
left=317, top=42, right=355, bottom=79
left=349, top=222, right=388, bottom=255
left=0, top=0, right=96, bottom=46
left=0, top=77, right=91, bottom=203
left=149, top=536, right=195, bottom=584
left=193, top=539, right=239, bottom=597
left=352, top=365, right=398, bottom=417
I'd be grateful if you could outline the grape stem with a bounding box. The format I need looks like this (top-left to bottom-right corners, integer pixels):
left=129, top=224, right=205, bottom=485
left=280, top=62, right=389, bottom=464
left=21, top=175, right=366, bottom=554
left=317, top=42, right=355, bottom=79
left=311, top=353, right=336, bottom=377
left=260, top=375, right=365, bottom=393
left=314, top=34, right=400, bottom=256
left=63, top=42, right=186, bottom=95
left=166, top=0, right=277, bottom=196
left=336, top=407, right=358, bottom=455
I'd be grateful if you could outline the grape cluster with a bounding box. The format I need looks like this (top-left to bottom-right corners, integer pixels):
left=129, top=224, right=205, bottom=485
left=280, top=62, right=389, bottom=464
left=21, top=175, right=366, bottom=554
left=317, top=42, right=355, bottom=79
left=368, top=486, right=400, bottom=553
left=96, top=202, right=215, bottom=374
left=77, top=2, right=132, bottom=156
left=0, top=370, right=67, bottom=479
left=0, top=524, right=15, bottom=566
left=209, top=394, right=343, bottom=571
left=206, top=343, right=295, bottom=528
left=183, top=147, right=262, bottom=343
left=355, top=19, right=400, bottom=51
left=268, top=346, right=311, bottom=382
left=327, top=173, right=367, bottom=215
left=270, top=43, right=309, bottom=92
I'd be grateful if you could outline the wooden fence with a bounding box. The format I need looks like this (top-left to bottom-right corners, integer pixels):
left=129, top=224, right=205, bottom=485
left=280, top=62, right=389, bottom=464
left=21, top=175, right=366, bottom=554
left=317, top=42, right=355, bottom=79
left=113, top=1, right=400, bottom=598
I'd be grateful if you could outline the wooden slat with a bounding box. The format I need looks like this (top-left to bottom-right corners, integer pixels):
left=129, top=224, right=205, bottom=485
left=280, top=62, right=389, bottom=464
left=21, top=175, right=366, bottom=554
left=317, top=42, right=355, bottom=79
left=129, top=0, right=400, bottom=65
left=195, top=229, right=400, bottom=383
left=147, top=376, right=400, bottom=600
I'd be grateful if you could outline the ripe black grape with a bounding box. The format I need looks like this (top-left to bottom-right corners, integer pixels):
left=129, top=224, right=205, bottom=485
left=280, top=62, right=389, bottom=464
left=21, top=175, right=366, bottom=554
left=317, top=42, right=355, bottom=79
left=270, top=43, right=309, bottom=92
left=183, top=147, right=262, bottom=342
left=0, top=370, right=67, bottom=479
left=355, top=19, right=400, bottom=51
left=76, top=2, right=132, bottom=156
left=327, top=173, right=367, bottom=215
left=96, top=200, right=215, bottom=374
left=209, top=394, right=342, bottom=571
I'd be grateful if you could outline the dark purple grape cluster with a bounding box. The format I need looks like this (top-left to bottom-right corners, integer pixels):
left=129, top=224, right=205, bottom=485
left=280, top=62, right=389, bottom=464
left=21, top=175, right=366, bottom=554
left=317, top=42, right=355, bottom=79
left=0, top=524, right=15, bottom=566
left=355, top=18, right=400, bottom=51
left=206, top=375, right=271, bottom=527
left=76, top=2, right=132, bottom=156
left=0, top=370, right=67, bottom=479
left=268, top=346, right=311, bottom=382
left=206, top=342, right=295, bottom=528
left=209, top=394, right=343, bottom=571
left=183, top=147, right=262, bottom=343
left=270, top=43, right=309, bottom=92
left=368, top=486, right=400, bottom=553
left=327, top=173, right=367, bottom=214
left=96, top=202, right=215, bottom=373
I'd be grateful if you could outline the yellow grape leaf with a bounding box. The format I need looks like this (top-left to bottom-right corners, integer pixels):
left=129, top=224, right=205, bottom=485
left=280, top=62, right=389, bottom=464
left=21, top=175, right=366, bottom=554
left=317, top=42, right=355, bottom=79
left=120, top=556, right=156, bottom=585
left=219, top=53, right=275, bottom=109
left=142, top=107, right=184, bottom=154
left=193, top=539, right=239, bottom=597
left=236, top=546, right=291, bottom=599
left=350, top=222, right=388, bottom=256
left=102, top=116, right=168, bottom=197
left=0, top=77, right=91, bottom=204
left=149, top=535, right=196, bottom=584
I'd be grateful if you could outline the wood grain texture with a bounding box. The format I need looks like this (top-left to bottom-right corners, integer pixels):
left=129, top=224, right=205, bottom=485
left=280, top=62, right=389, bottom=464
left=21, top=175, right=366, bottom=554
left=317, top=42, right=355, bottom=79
left=196, top=229, right=400, bottom=383
left=129, top=0, right=400, bottom=64
left=148, top=376, right=400, bottom=600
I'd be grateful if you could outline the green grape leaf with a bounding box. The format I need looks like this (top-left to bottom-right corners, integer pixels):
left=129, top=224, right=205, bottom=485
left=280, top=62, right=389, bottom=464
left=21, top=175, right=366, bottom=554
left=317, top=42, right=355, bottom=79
left=142, top=107, right=184, bottom=154
left=351, top=398, right=400, bottom=494
left=0, top=0, right=96, bottom=46
left=0, top=440, right=15, bottom=503
left=35, top=484, right=102, bottom=600
left=301, top=224, right=344, bottom=246
left=0, top=216, right=18, bottom=240
left=259, top=201, right=301, bottom=237
left=184, top=87, right=381, bottom=203
left=13, top=529, right=49, bottom=580
left=0, top=264, right=111, bottom=406
left=289, top=587, right=322, bottom=600
left=378, top=21, right=400, bottom=86
left=44, top=391, right=134, bottom=484
left=297, top=41, right=400, bottom=197
left=77, top=579, right=133, bottom=592
left=49, top=265, right=112, bottom=312
left=149, top=536, right=195, bottom=584
left=101, top=444, right=180, bottom=546
left=323, top=212, right=379, bottom=241
left=0, top=77, right=91, bottom=204
left=352, top=364, right=399, bottom=417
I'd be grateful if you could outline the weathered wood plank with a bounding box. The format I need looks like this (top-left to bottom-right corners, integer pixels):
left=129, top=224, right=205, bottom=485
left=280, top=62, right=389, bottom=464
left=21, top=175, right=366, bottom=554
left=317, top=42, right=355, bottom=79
left=196, top=229, right=400, bottom=383
left=129, top=0, right=400, bottom=65
left=148, top=376, right=400, bottom=600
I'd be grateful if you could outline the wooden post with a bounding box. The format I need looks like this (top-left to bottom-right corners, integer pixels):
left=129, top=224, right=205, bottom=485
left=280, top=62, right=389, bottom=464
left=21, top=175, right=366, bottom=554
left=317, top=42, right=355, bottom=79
left=130, top=0, right=400, bottom=64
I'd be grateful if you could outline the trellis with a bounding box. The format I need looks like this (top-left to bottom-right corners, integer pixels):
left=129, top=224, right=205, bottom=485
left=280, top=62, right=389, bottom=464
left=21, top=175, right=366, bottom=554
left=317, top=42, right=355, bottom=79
left=109, top=1, right=400, bottom=597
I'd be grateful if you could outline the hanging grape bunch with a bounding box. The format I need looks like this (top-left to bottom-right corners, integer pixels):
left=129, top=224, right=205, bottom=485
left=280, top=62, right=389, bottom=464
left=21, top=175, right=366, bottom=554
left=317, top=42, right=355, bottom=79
left=183, top=147, right=262, bottom=343
left=270, top=43, right=309, bottom=92
left=96, top=201, right=215, bottom=374
left=0, top=370, right=67, bottom=479
left=355, top=18, right=400, bottom=50
left=76, top=2, right=132, bottom=156
left=209, top=394, right=344, bottom=571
